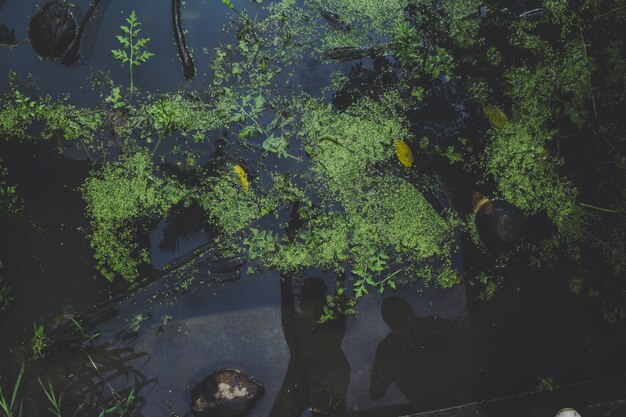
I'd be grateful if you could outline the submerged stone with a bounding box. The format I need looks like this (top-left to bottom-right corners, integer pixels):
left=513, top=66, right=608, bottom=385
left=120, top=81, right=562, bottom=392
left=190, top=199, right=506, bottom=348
left=474, top=193, right=524, bottom=251
left=191, top=369, right=264, bottom=417
left=555, top=409, right=581, bottom=417
left=28, top=1, right=77, bottom=58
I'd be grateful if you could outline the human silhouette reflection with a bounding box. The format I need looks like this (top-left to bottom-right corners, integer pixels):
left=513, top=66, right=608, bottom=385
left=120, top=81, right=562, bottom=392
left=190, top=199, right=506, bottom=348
left=370, top=297, right=477, bottom=411
left=270, top=277, right=350, bottom=416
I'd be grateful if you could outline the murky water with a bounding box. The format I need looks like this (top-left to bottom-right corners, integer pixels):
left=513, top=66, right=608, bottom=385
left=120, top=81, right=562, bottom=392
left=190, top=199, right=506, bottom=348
left=1, top=0, right=626, bottom=416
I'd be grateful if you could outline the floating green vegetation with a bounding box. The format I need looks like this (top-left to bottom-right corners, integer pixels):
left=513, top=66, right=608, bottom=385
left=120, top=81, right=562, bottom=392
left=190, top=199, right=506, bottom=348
left=392, top=23, right=456, bottom=84
left=82, top=151, right=186, bottom=281
left=485, top=122, right=584, bottom=243
left=240, top=96, right=460, bottom=293
left=0, top=88, right=103, bottom=143
left=130, top=93, right=223, bottom=143
left=253, top=173, right=460, bottom=291
left=301, top=96, right=406, bottom=192
left=197, top=167, right=263, bottom=236
left=315, top=0, right=409, bottom=49
left=480, top=3, right=596, bottom=256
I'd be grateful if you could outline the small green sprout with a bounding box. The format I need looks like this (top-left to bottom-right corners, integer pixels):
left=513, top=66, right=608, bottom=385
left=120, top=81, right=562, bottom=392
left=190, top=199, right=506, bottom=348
left=111, top=11, right=154, bottom=98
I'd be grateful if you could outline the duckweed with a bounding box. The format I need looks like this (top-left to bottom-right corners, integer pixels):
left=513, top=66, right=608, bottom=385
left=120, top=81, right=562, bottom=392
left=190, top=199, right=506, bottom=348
left=83, top=151, right=186, bottom=281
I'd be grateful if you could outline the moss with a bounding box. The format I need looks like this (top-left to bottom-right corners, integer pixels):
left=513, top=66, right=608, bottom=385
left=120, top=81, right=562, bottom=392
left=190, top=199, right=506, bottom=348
left=83, top=151, right=186, bottom=281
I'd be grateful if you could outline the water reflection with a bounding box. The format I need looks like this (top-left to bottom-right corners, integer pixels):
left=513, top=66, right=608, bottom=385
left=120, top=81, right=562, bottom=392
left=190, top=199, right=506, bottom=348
left=270, top=277, right=350, bottom=416
left=23, top=341, right=156, bottom=417
left=370, top=297, right=478, bottom=411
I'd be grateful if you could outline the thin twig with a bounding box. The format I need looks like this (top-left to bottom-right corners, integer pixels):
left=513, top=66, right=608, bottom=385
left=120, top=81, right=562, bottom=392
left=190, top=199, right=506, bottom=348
left=580, top=202, right=625, bottom=213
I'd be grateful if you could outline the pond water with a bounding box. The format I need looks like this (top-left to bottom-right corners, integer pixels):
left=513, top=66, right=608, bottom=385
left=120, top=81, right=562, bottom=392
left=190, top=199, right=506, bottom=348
left=1, top=0, right=626, bottom=416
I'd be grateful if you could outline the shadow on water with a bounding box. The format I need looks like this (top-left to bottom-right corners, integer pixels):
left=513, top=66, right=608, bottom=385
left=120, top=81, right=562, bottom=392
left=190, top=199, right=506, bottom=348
left=270, top=277, right=350, bottom=416
left=369, top=297, right=478, bottom=411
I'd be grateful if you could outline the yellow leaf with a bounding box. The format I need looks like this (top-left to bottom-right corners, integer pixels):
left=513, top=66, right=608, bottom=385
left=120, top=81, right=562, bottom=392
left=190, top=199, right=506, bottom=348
left=484, top=105, right=509, bottom=129
left=395, top=140, right=414, bottom=167
left=233, top=164, right=249, bottom=191
left=472, top=191, right=493, bottom=215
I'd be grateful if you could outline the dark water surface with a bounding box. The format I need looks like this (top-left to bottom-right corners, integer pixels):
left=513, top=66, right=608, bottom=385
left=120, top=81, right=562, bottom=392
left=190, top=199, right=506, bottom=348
left=1, top=1, right=626, bottom=417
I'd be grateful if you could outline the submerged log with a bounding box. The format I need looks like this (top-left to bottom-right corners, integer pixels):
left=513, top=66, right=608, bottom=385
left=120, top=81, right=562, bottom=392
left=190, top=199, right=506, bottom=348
left=320, top=46, right=385, bottom=63
left=318, top=7, right=351, bottom=32
left=173, top=0, right=196, bottom=80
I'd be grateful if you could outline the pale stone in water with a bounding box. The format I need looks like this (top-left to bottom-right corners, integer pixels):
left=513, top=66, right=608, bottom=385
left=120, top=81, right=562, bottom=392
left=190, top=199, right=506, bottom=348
left=555, top=408, right=581, bottom=417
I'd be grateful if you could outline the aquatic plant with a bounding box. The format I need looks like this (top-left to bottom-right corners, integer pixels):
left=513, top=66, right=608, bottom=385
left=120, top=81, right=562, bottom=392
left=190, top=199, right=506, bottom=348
left=315, top=0, right=409, bottom=50
left=488, top=126, right=586, bottom=251
left=70, top=318, right=102, bottom=348
left=86, top=355, right=138, bottom=417
left=97, top=389, right=135, bottom=417
left=140, top=93, right=221, bottom=144
left=478, top=3, right=596, bottom=258
left=111, top=11, right=154, bottom=98
left=37, top=379, right=63, bottom=417
left=392, top=23, right=455, bottom=83
left=82, top=151, right=186, bottom=281
left=237, top=96, right=461, bottom=294
left=104, top=86, right=125, bottom=110
left=536, top=376, right=556, bottom=392
left=319, top=279, right=357, bottom=323
left=0, top=362, right=24, bottom=417
left=2, top=0, right=625, bottom=320
left=197, top=167, right=263, bottom=236
left=0, top=87, right=103, bottom=144
left=31, top=323, right=48, bottom=360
